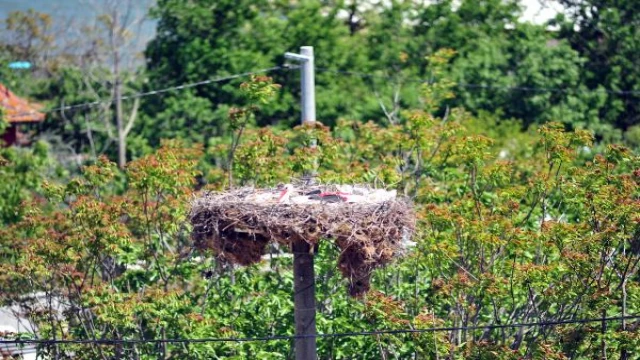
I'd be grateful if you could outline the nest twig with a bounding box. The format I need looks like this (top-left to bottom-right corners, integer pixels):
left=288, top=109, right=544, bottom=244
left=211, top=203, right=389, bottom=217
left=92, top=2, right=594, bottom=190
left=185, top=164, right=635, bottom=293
left=189, top=185, right=415, bottom=296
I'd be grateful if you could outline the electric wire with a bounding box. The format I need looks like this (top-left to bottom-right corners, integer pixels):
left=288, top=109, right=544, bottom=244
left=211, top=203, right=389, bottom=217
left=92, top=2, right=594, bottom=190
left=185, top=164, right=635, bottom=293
left=1, top=314, right=638, bottom=345
left=8, top=66, right=292, bottom=117
left=315, top=67, right=640, bottom=96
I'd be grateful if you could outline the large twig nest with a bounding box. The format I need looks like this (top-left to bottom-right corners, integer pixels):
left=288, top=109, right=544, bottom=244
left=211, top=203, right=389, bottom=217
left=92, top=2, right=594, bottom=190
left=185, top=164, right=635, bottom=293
left=189, top=184, right=415, bottom=296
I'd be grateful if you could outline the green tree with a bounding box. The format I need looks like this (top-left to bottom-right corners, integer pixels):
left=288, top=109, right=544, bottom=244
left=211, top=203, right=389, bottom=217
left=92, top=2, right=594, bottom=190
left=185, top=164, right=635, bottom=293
left=555, top=0, right=640, bottom=132
left=410, top=0, right=522, bottom=65
left=0, top=142, right=58, bottom=224
left=3, top=54, right=640, bottom=359
left=141, top=0, right=278, bottom=146
left=140, top=0, right=377, bottom=148
left=451, top=23, right=606, bottom=132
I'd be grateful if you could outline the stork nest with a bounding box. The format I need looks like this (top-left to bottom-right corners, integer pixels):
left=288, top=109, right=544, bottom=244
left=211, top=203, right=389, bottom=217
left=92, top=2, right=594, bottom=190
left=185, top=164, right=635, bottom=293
left=189, top=185, right=415, bottom=296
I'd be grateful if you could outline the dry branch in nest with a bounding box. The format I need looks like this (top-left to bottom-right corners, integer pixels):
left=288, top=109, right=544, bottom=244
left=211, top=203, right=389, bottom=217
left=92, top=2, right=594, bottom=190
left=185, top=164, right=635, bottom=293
left=189, top=185, right=415, bottom=296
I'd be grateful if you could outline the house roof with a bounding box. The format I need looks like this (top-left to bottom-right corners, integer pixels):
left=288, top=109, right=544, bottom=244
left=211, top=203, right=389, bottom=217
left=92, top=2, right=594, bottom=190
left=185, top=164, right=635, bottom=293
left=0, top=84, right=45, bottom=123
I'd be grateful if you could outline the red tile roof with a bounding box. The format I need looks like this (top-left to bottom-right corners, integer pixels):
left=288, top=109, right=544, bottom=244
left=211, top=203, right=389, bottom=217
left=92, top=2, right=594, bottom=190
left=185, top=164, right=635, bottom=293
left=0, top=83, right=45, bottom=123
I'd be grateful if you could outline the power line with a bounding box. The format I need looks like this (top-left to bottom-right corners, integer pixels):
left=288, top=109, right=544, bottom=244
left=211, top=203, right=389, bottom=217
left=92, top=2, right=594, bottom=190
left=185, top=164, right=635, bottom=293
left=316, top=68, right=640, bottom=96
left=1, top=314, right=638, bottom=345
left=120, top=66, right=287, bottom=102
left=10, top=65, right=637, bottom=120
left=10, top=66, right=291, bottom=117
left=456, top=83, right=640, bottom=95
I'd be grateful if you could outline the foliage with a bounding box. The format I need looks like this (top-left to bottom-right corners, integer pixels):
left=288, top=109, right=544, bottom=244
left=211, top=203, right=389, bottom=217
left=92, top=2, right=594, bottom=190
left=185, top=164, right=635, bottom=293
left=135, top=0, right=633, bottom=149
left=1, top=8, right=53, bottom=66
left=450, top=23, right=605, bottom=132
left=34, top=66, right=112, bottom=156
left=2, top=52, right=639, bottom=359
left=554, top=0, right=640, bottom=131
left=1, top=1, right=640, bottom=359
left=140, top=0, right=373, bottom=144
left=0, top=141, right=58, bottom=224
left=624, top=125, right=640, bottom=149
left=1, top=6, right=148, bottom=167
left=0, top=106, right=8, bottom=134
left=2, top=1, right=637, bottom=166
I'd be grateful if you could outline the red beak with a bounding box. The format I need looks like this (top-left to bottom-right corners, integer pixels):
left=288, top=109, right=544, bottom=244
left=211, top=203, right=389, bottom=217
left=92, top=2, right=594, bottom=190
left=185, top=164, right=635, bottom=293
left=278, top=189, right=288, bottom=202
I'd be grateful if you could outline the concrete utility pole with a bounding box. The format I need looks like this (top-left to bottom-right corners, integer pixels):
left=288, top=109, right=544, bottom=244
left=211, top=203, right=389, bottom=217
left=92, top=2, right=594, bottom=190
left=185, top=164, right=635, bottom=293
left=284, top=46, right=318, bottom=360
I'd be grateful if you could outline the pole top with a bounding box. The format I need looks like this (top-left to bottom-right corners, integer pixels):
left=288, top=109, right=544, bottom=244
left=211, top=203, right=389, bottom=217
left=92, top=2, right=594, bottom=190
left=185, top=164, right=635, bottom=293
left=300, top=47, right=314, bottom=60
left=285, top=46, right=314, bottom=63
left=284, top=52, right=311, bottom=62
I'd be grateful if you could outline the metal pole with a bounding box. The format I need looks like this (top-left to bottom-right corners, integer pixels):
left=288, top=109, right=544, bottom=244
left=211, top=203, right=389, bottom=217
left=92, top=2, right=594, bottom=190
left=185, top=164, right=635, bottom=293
left=284, top=46, right=318, bottom=360
left=300, top=46, right=316, bottom=124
